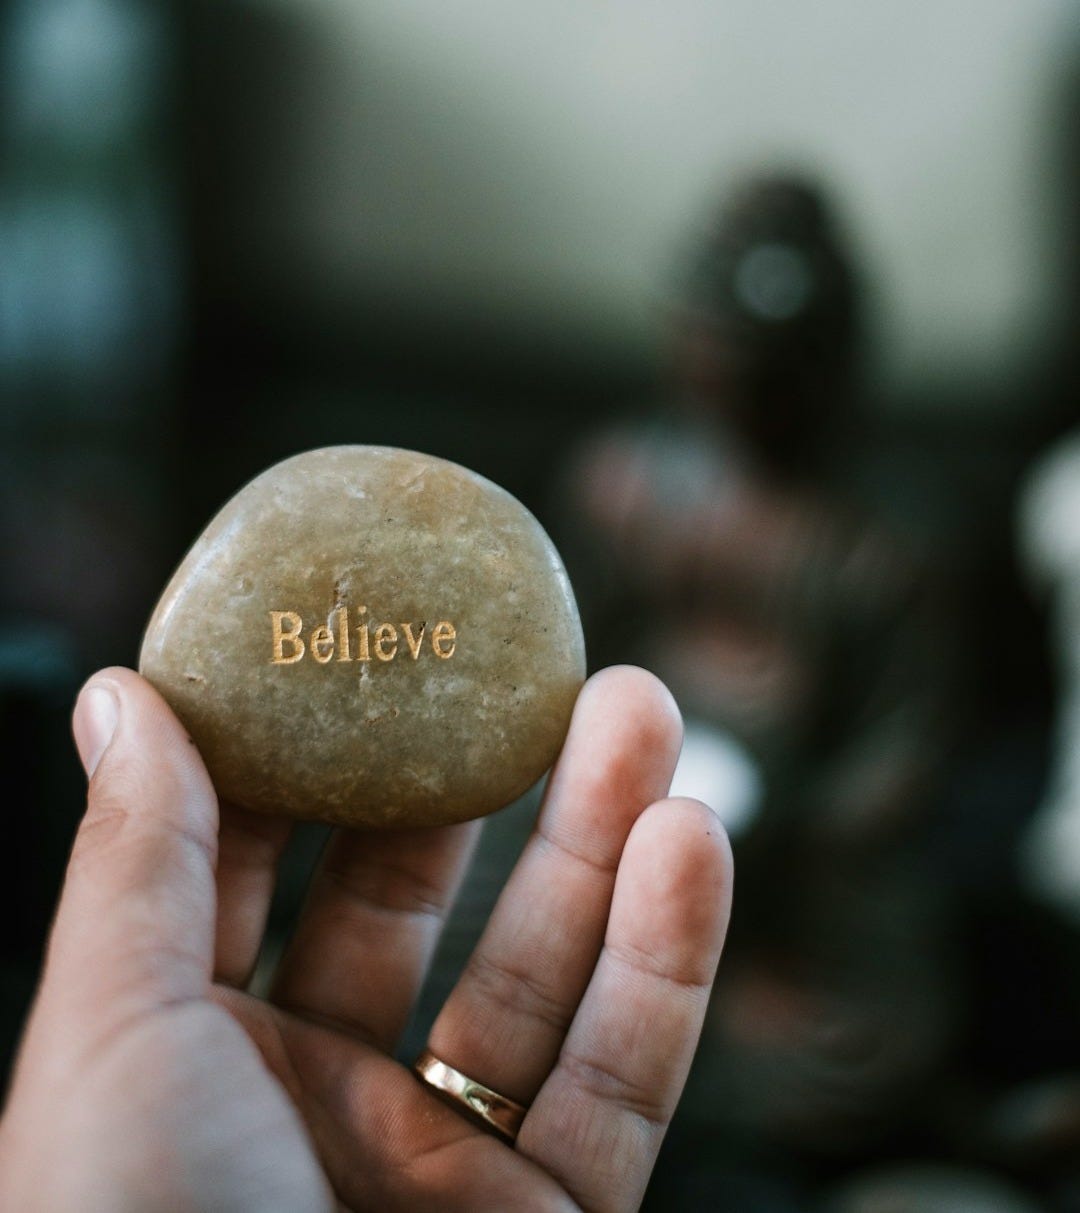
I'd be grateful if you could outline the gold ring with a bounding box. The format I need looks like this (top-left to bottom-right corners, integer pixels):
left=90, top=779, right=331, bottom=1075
left=413, top=1048, right=527, bottom=1143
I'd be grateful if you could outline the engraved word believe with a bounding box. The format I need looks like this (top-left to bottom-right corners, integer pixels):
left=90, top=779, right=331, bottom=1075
left=270, top=608, right=456, bottom=665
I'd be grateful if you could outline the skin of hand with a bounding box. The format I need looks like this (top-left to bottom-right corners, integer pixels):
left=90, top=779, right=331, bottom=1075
left=0, top=665, right=732, bottom=1212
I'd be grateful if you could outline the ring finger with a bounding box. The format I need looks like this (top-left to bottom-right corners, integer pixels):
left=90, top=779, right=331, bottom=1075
left=424, top=665, right=683, bottom=1106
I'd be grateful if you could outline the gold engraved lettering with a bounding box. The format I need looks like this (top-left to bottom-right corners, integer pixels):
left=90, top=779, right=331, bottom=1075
left=356, top=606, right=370, bottom=662
left=334, top=607, right=352, bottom=661
left=270, top=611, right=305, bottom=664
left=374, top=622, right=398, bottom=661
left=432, top=621, right=456, bottom=659
left=310, top=624, right=334, bottom=663
left=402, top=622, right=425, bottom=660
left=272, top=607, right=456, bottom=664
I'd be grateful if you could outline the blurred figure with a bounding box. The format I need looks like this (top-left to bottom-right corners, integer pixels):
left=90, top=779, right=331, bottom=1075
left=566, top=176, right=951, bottom=849
left=563, top=176, right=963, bottom=1187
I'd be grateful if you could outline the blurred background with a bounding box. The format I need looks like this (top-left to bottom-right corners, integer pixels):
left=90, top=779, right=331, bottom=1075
left=7, top=0, right=1080, bottom=1207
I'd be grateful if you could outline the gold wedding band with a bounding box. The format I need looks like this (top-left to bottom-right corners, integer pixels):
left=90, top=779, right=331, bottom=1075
left=413, top=1048, right=528, bottom=1144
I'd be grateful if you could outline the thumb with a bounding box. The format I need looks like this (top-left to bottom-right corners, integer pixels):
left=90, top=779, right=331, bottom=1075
left=43, top=668, right=220, bottom=1024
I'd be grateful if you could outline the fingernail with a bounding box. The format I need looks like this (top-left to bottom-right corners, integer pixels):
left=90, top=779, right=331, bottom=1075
left=74, top=684, right=120, bottom=778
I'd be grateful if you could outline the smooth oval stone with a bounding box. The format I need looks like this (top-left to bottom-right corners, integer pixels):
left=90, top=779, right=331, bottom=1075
left=139, top=446, right=586, bottom=828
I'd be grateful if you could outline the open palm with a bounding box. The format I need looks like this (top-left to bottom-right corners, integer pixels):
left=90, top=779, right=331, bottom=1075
left=0, top=666, right=731, bottom=1212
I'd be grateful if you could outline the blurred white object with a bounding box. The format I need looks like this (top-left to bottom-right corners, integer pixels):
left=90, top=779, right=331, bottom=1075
left=668, top=717, right=763, bottom=838
left=1020, top=431, right=1080, bottom=585
left=825, top=1163, right=1039, bottom=1213
left=1018, top=431, right=1080, bottom=918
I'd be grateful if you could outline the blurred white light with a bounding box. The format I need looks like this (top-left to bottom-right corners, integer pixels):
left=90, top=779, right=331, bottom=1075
left=669, top=717, right=763, bottom=838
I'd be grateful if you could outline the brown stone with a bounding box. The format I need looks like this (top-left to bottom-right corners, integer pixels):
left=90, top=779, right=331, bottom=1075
left=139, top=446, right=586, bottom=828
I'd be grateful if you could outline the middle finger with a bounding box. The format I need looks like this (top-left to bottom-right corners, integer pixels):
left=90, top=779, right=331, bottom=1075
left=271, top=819, right=480, bottom=1050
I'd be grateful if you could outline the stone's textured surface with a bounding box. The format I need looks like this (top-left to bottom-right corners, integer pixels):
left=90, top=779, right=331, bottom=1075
left=139, top=446, right=586, bottom=828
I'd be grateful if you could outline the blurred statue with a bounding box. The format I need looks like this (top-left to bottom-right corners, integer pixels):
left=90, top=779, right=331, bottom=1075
left=566, top=175, right=952, bottom=848
left=564, top=175, right=963, bottom=1181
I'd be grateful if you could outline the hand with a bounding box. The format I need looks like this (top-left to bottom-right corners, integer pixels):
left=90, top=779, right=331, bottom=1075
left=0, top=665, right=731, bottom=1212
